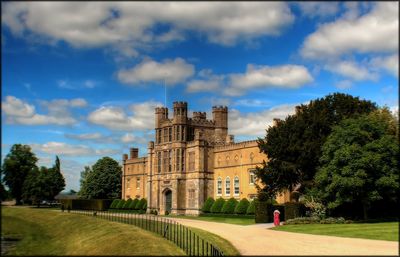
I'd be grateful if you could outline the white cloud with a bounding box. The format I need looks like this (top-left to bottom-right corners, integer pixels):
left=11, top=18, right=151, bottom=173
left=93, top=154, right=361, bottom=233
left=65, top=132, right=102, bottom=140
left=31, top=141, right=120, bottom=157
left=186, top=70, right=224, bottom=93
left=2, top=96, right=85, bottom=125
left=2, top=2, right=294, bottom=53
left=117, top=58, right=194, bottom=85
left=229, top=103, right=299, bottom=137
left=88, top=100, right=163, bottom=131
left=301, top=2, right=398, bottom=59
left=296, top=2, right=340, bottom=19
left=370, top=54, right=399, bottom=77
left=325, top=60, right=378, bottom=81
left=226, top=64, right=313, bottom=96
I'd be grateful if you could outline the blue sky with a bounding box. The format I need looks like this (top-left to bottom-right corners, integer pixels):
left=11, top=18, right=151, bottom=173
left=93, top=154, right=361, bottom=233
left=2, top=2, right=398, bottom=191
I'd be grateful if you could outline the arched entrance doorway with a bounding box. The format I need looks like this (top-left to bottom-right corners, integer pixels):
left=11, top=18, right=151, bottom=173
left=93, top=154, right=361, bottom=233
left=165, top=189, right=172, bottom=214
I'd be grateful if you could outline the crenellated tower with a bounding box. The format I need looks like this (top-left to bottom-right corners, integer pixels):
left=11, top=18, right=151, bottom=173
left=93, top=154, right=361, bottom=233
left=212, top=105, right=228, bottom=143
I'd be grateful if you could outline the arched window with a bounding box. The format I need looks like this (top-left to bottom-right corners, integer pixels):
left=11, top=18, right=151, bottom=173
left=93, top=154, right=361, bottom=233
left=225, top=177, right=231, bottom=196
left=217, top=177, right=222, bottom=195
left=234, top=176, right=240, bottom=196
left=249, top=169, right=256, bottom=185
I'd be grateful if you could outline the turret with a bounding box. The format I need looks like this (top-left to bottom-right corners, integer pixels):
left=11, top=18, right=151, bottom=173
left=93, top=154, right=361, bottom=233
left=173, top=101, right=188, bottom=122
left=122, top=154, right=128, bottom=162
left=155, top=107, right=168, bottom=128
left=212, top=106, right=228, bottom=143
left=130, top=147, right=139, bottom=159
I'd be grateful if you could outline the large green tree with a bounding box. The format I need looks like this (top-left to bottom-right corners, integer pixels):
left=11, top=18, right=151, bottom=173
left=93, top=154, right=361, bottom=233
left=256, top=93, right=377, bottom=198
left=1, top=144, right=38, bottom=204
left=48, top=156, right=66, bottom=199
left=79, top=157, right=122, bottom=199
left=314, top=108, right=399, bottom=219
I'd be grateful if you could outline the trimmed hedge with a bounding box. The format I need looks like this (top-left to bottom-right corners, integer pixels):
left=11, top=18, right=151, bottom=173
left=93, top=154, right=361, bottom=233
left=285, top=216, right=348, bottom=225
left=284, top=202, right=307, bottom=220
left=123, top=198, right=132, bottom=209
left=235, top=198, right=250, bottom=214
left=255, top=200, right=271, bottom=223
left=199, top=213, right=254, bottom=218
left=116, top=199, right=126, bottom=209
left=136, top=198, right=147, bottom=210
left=129, top=198, right=139, bottom=209
left=201, top=197, right=215, bottom=213
left=59, top=199, right=114, bottom=211
left=210, top=197, right=225, bottom=213
left=221, top=198, right=238, bottom=214
left=110, top=199, right=120, bottom=209
left=246, top=200, right=255, bottom=215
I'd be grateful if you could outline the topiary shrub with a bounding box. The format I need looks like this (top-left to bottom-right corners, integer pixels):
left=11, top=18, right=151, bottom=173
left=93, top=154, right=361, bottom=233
left=110, top=199, right=120, bottom=209
left=246, top=199, right=256, bottom=215
left=136, top=198, right=146, bottom=210
left=235, top=198, right=250, bottom=214
left=284, top=202, right=306, bottom=220
left=255, top=200, right=272, bottom=223
left=221, top=198, right=238, bottom=214
left=116, top=199, right=126, bottom=209
left=129, top=198, right=139, bottom=210
left=123, top=198, right=132, bottom=209
left=210, top=197, right=225, bottom=213
left=201, top=197, right=215, bottom=213
left=142, top=198, right=147, bottom=210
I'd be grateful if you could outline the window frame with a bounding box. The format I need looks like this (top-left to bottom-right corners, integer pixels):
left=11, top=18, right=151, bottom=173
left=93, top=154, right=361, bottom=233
left=234, top=176, right=240, bottom=196
left=225, top=176, right=231, bottom=196
left=217, top=177, right=222, bottom=196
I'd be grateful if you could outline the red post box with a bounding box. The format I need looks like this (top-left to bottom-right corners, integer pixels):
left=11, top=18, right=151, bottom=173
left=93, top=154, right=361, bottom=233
left=273, top=210, right=280, bottom=226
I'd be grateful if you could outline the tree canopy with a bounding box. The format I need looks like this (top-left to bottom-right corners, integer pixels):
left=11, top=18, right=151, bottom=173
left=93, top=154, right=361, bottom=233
left=1, top=144, right=38, bottom=204
left=314, top=108, right=399, bottom=219
left=79, top=157, right=122, bottom=199
left=256, top=93, right=377, bottom=198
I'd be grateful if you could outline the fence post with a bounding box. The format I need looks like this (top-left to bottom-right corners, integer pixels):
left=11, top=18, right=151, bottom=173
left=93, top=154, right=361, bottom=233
left=197, top=234, right=199, bottom=256
left=202, top=239, right=204, bottom=256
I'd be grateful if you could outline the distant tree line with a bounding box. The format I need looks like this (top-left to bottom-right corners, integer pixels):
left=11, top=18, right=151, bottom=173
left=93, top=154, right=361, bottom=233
left=1, top=144, right=65, bottom=205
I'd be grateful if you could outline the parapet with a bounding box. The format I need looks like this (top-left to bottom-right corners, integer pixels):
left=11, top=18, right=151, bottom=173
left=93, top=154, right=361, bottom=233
left=212, top=106, right=228, bottom=112
left=193, top=111, right=207, bottom=120
left=173, top=101, right=188, bottom=108
left=155, top=107, right=168, bottom=114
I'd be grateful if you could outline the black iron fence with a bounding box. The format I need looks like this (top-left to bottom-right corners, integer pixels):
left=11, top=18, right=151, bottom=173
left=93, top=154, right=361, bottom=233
left=64, top=209, right=224, bottom=256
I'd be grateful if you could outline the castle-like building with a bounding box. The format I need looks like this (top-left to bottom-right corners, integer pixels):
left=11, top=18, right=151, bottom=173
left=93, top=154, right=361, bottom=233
left=122, top=101, right=289, bottom=215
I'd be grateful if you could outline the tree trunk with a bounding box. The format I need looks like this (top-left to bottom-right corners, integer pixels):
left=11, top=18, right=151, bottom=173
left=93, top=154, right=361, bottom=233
left=362, top=203, right=368, bottom=220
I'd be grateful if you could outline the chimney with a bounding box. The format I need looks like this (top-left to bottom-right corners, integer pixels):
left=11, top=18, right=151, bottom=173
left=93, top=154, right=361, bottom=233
left=129, top=148, right=138, bottom=159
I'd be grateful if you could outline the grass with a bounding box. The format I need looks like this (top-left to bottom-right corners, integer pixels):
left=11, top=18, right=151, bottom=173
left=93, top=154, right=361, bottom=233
left=2, top=207, right=240, bottom=256
left=167, top=214, right=255, bottom=226
left=271, top=222, right=399, bottom=241
left=1, top=207, right=185, bottom=256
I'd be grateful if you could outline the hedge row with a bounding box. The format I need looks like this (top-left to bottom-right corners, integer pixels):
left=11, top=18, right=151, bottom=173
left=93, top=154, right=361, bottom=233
left=60, top=199, right=114, bottom=211
left=201, top=197, right=255, bottom=215
left=109, top=198, right=147, bottom=211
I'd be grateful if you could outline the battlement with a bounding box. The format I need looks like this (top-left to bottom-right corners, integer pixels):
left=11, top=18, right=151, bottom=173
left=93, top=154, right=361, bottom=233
left=193, top=111, right=207, bottom=120
left=212, top=106, right=228, bottom=112
left=173, top=101, right=188, bottom=108
left=214, top=139, right=258, bottom=152
left=155, top=107, right=168, bottom=114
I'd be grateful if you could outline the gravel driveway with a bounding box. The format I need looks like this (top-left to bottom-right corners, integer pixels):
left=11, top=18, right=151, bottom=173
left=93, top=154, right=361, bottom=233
left=165, top=217, right=399, bottom=256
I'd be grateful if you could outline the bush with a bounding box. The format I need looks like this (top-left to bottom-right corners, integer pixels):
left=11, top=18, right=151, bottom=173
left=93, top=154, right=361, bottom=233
left=129, top=198, right=139, bottom=210
left=320, top=217, right=346, bottom=224
left=116, top=199, right=126, bottom=209
left=221, top=198, right=238, bottom=214
left=109, top=199, right=120, bottom=209
left=235, top=198, right=250, bottom=214
left=285, top=216, right=347, bottom=224
left=123, top=198, right=132, bottom=209
left=210, top=198, right=225, bottom=213
left=136, top=198, right=147, bottom=210
left=284, top=202, right=307, bottom=220
left=201, top=197, right=215, bottom=213
left=255, top=200, right=271, bottom=223
left=246, top=199, right=256, bottom=215
left=59, top=199, right=114, bottom=211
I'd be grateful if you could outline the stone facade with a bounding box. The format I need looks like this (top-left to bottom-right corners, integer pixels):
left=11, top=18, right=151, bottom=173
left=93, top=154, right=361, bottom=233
left=122, top=101, right=289, bottom=215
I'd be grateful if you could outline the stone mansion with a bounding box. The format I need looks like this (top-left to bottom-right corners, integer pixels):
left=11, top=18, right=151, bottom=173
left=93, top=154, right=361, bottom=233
left=122, top=101, right=289, bottom=215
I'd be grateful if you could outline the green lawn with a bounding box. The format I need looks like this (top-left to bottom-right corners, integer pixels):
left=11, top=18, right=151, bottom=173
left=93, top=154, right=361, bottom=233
left=167, top=214, right=255, bottom=226
left=2, top=207, right=239, bottom=256
left=271, top=222, right=399, bottom=241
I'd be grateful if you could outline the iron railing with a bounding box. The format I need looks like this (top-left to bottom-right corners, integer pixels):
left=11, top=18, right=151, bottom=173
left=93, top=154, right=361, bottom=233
left=64, top=209, right=224, bottom=256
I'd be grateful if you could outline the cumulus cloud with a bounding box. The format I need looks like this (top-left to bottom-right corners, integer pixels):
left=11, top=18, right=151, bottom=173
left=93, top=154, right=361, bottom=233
left=65, top=132, right=105, bottom=141
left=301, top=2, right=398, bottom=59
left=325, top=60, right=378, bottom=81
left=117, top=58, right=194, bottom=85
left=370, top=54, right=399, bottom=77
left=186, top=69, right=224, bottom=93
left=229, top=103, right=299, bottom=137
left=2, top=96, right=85, bottom=125
left=335, top=80, right=353, bottom=90
left=226, top=64, right=313, bottom=96
left=31, top=141, right=119, bottom=157
left=88, top=100, right=163, bottom=131
left=2, top=2, right=294, bottom=53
